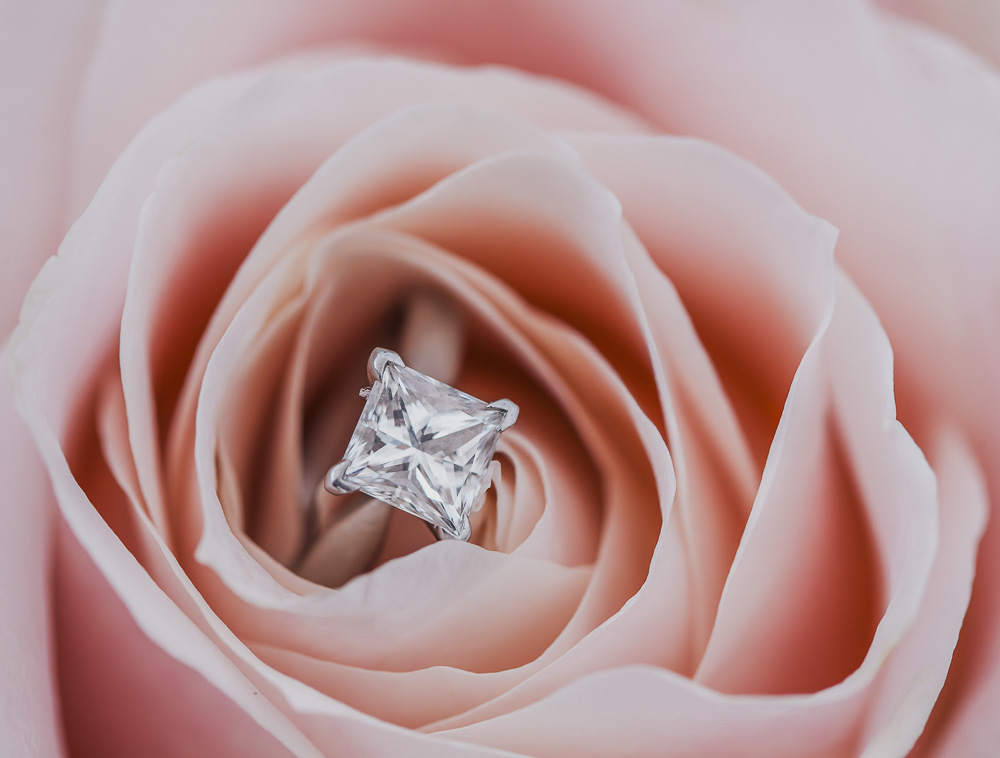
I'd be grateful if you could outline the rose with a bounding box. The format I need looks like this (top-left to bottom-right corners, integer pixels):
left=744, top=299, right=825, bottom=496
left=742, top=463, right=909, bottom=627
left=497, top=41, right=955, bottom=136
left=1, top=56, right=947, bottom=757
left=3, top=3, right=999, bottom=757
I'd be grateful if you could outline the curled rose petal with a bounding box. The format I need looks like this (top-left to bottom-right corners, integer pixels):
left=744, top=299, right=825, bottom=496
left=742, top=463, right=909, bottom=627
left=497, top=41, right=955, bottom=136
left=0, top=350, right=63, bottom=757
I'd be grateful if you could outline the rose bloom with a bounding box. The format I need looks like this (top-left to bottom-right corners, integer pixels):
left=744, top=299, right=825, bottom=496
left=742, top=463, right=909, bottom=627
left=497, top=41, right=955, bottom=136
left=3, top=2, right=1000, bottom=757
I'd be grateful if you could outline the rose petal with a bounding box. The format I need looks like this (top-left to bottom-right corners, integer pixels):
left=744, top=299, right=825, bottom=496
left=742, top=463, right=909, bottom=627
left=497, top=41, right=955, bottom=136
left=0, top=346, right=64, bottom=757
left=53, top=518, right=307, bottom=757
left=573, top=0, right=1000, bottom=480
left=877, top=0, right=1000, bottom=69
left=64, top=1, right=644, bottom=218
left=0, top=1, right=105, bottom=336
left=572, top=134, right=838, bottom=663
left=10, top=383, right=326, bottom=755
left=864, top=428, right=988, bottom=756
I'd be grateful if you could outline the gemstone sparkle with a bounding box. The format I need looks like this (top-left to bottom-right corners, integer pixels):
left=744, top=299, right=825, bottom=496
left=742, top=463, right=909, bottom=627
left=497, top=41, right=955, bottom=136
left=337, top=361, right=509, bottom=540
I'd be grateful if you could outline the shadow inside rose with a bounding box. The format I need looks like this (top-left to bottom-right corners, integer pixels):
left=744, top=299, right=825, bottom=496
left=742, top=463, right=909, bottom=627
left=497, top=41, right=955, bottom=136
left=192, top=215, right=664, bottom=675
left=212, top=264, right=607, bottom=587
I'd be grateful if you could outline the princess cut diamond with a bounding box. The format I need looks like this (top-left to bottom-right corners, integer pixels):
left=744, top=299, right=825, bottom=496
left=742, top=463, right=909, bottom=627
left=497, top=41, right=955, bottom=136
left=327, top=350, right=516, bottom=540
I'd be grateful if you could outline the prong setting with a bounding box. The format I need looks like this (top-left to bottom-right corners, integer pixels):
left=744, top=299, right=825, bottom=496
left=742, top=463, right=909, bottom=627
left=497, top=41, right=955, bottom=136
left=486, top=398, right=519, bottom=431
left=367, top=348, right=403, bottom=383
left=325, top=351, right=518, bottom=542
left=324, top=461, right=357, bottom=495
left=431, top=519, right=472, bottom=542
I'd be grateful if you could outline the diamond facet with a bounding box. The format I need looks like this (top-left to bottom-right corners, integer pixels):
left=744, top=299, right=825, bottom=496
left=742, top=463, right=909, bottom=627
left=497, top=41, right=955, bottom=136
left=336, top=359, right=511, bottom=540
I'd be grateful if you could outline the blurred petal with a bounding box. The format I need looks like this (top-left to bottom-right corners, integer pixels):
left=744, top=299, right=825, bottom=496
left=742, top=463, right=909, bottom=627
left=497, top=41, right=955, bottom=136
left=65, top=0, right=639, bottom=217
left=868, top=429, right=988, bottom=757
left=0, top=345, right=64, bottom=757
left=0, top=0, right=106, bottom=336
left=877, top=0, right=1000, bottom=69
left=53, top=518, right=303, bottom=757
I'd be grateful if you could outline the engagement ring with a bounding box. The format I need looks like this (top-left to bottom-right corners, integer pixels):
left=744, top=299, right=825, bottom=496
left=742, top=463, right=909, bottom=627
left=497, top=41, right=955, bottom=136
left=324, top=348, right=518, bottom=541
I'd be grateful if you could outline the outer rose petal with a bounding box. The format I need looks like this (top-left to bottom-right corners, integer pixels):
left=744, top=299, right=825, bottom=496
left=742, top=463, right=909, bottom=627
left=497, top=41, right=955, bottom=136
left=53, top=517, right=302, bottom=758
left=0, top=1, right=106, bottom=335
left=63, top=0, right=627, bottom=218
left=868, top=429, right=989, bottom=757
left=0, top=345, right=64, bottom=757
left=877, top=0, right=1000, bottom=68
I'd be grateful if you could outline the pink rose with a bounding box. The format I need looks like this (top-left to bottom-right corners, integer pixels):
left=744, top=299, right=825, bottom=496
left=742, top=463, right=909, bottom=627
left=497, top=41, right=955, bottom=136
left=3, top=3, right=998, bottom=757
